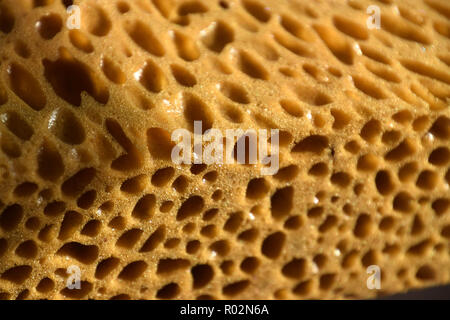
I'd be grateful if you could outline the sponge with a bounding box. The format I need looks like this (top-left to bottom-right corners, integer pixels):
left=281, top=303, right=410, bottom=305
left=0, top=0, right=449, bottom=299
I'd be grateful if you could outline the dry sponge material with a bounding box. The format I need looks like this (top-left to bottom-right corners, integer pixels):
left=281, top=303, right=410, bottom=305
left=0, top=0, right=449, bottom=300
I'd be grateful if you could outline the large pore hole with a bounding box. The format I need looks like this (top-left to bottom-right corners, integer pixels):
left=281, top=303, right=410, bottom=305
left=157, top=258, right=190, bottom=275
left=132, top=194, right=156, bottom=220
left=37, top=13, right=62, bottom=39
left=292, top=135, right=329, bottom=154
left=271, top=186, right=294, bottom=219
left=201, top=20, right=234, bottom=53
left=246, top=178, right=270, bottom=199
left=83, top=5, right=111, bottom=37
left=101, top=57, right=126, bottom=84
left=294, top=85, right=332, bottom=106
left=57, top=242, right=99, bottom=264
left=43, top=49, right=109, bottom=106
left=37, top=141, right=64, bottom=182
left=182, top=93, right=214, bottom=133
left=125, top=20, right=165, bottom=56
left=69, top=30, right=94, bottom=53
left=261, top=231, right=286, bottom=259
left=147, top=128, right=175, bottom=160
left=7, top=63, right=46, bottom=110
left=0, top=204, right=23, bottom=232
left=172, top=31, right=200, bottom=61
left=61, top=168, right=96, bottom=197
left=140, top=226, right=166, bottom=252
left=135, top=59, right=166, bottom=93
left=1, top=265, right=32, bottom=284
left=177, top=196, right=205, bottom=220
left=95, top=257, right=120, bottom=279
left=49, top=108, right=85, bottom=145
left=218, top=81, right=250, bottom=104
left=242, top=0, right=271, bottom=22
left=1, top=111, right=34, bottom=141
left=118, top=261, right=148, bottom=281
left=0, top=3, right=15, bottom=34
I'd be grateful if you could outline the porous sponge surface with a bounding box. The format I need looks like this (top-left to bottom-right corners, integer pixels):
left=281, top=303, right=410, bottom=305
left=0, top=0, right=449, bottom=300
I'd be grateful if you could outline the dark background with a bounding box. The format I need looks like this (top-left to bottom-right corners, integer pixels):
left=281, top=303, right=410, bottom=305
left=382, top=284, right=450, bottom=300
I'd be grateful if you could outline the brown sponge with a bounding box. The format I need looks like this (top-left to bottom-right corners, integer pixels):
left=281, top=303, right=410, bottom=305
left=0, top=0, right=449, bottom=300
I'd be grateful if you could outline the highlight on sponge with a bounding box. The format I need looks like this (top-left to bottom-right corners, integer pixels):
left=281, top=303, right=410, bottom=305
left=0, top=0, right=449, bottom=300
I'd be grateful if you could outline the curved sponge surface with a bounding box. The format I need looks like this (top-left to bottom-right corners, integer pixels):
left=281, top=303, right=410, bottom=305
left=0, top=0, right=449, bottom=299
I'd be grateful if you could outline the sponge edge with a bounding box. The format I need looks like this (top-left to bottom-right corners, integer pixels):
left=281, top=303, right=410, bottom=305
left=0, top=0, right=449, bottom=300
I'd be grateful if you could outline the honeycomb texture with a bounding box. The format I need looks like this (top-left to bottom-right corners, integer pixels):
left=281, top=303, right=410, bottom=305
left=0, top=0, right=449, bottom=300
